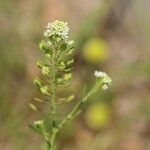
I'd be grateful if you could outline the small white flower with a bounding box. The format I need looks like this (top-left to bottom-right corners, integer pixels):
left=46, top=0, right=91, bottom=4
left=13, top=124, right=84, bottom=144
left=94, top=70, right=112, bottom=90
left=46, top=22, right=51, bottom=28
left=46, top=41, right=52, bottom=47
left=102, top=77, right=112, bottom=85
left=43, top=31, right=48, bottom=37
left=102, top=84, right=108, bottom=90
left=94, top=70, right=106, bottom=78
left=43, top=29, right=51, bottom=37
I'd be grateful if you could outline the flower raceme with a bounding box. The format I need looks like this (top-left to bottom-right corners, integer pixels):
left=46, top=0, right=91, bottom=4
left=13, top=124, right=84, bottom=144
left=29, top=20, right=112, bottom=150
left=94, top=70, right=112, bottom=90
left=43, top=20, right=69, bottom=40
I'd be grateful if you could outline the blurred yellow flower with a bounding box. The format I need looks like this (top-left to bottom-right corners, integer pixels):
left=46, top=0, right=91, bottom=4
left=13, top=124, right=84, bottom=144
left=82, top=38, right=108, bottom=64
left=84, top=103, right=111, bottom=130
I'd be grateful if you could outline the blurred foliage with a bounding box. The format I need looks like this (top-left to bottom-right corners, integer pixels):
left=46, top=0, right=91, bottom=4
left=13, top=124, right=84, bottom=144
left=82, top=38, right=108, bottom=64
left=84, top=103, right=111, bottom=129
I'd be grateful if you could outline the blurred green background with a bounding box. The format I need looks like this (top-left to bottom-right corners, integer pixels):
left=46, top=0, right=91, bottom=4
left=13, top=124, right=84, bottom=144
left=0, top=0, right=150, bottom=150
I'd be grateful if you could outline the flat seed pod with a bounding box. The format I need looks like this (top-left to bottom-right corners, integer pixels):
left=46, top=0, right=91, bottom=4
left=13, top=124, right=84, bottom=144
left=36, top=60, right=43, bottom=69
left=29, top=103, right=38, bottom=111
left=65, top=67, right=72, bottom=72
left=64, top=73, right=72, bottom=81
left=66, top=94, right=75, bottom=102
left=67, top=59, right=74, bottom=67
left=60, top=43, right=67, bottom=51
left=41, top=66, right=50, bottom=76
left=40, top=85, right=49, bottom=95
left=34, top=97, right=43, bottom=103
left=39, top=40, right=47, bottom=50
left=33, top=77, right=42, bottom=87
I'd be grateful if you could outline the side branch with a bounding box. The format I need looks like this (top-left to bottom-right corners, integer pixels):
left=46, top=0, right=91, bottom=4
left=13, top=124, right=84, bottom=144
left=57, top=84, right=99, bottom=131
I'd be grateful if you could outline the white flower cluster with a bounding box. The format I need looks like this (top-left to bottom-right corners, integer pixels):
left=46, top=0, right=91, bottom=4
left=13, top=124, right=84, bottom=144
left=43, top=20, right=69, bottom=40
left=94, top=70, right=112, bottom=90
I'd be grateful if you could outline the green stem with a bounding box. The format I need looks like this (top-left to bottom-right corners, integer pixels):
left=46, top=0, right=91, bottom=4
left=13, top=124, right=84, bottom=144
left=49, top=128, right=58, bottom=150
left=47, top=88, right=93, bottom=150
left=51, top=44, right=57, bottom=128
left=58, top=84, right=98, bottom=131
left=47, top=81, right=102, bottom=150
left=48, top=45, right=58, bottom=150
left=51, top=86, right=57, bottom=127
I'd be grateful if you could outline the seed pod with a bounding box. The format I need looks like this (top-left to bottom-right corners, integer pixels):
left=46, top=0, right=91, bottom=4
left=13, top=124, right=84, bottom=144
left=64, top=73, right=72, bottom=81
left=29, top=103, right=38, bottom=111
left=39, top=40, right=47, bottom=50
left=58, top=61, right=66, bottom=70
left=60, top=43, right=67, bottom=51
left=65, top=67, right=73, bottom=73
left=36, top=60, right=43, bottom=69
left=45, top=49, right=52, bottom=59
left=41, top=65, right=50, bottom=76
left=34, top=97, right=43, bottom=103
left=66, top=94, right=75, bottom=102
left=40, top=85, right=50, bottom=95
left=33, top=77, right=42, bottom=87
left=66, top=59, right=74, bottom=67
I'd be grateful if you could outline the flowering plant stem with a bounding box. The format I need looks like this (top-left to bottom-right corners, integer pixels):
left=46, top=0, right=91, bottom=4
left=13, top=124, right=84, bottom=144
left=47, top=81, right=102, bottom=150
left=49, top=66, right=57, bottom=150
left=29, top=20, right=112, bottom=150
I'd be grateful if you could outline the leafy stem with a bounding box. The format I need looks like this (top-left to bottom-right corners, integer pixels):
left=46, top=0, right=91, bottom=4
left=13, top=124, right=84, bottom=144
left=29, top=20, right=112, bottom=150
left=51, top=47, right=57, bottom=128
left=58, top=82, right=101, bottom=131
left=48, top=82, right=101, bottom=150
